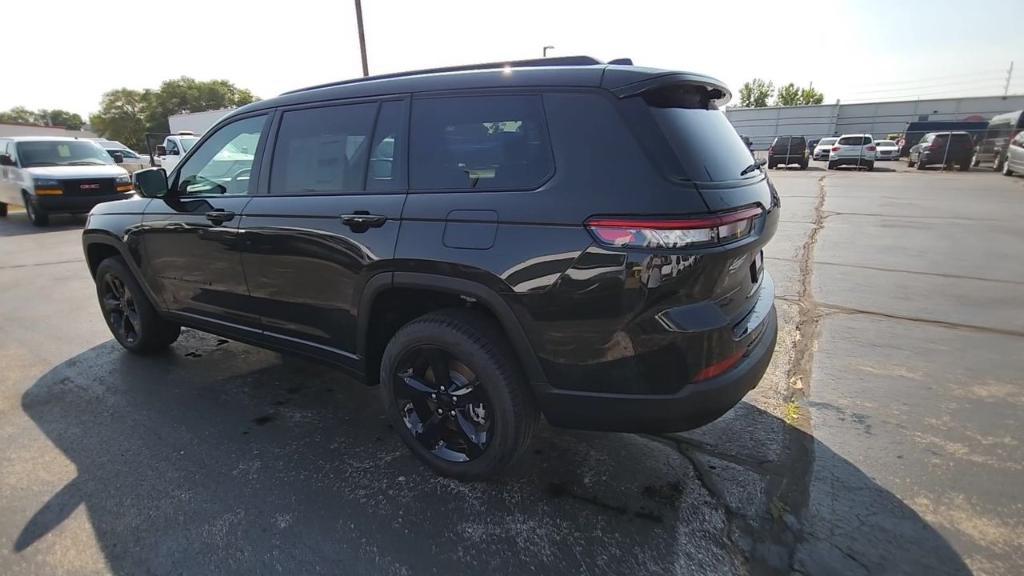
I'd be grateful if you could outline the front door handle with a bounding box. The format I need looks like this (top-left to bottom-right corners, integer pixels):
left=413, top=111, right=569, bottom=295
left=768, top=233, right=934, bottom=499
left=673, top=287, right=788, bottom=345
left=205, top=210, right=236, bottom=224
left=340, top=213, right=386, bottom=231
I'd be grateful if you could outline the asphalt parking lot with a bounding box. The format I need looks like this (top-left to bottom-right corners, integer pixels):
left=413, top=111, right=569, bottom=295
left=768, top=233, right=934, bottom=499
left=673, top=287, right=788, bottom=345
left=1, top=162, right=1021, bottom=575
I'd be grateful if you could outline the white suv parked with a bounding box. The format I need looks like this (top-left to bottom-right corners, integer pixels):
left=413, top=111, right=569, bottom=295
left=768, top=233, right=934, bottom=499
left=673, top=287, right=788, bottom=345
left=828, top=134, right=877, bottom=171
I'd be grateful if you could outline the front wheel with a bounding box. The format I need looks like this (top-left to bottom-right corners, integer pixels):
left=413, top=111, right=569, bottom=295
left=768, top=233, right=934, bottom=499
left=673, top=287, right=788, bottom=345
left=907, top=156, right=916, bottom=168
left=95, top=256, right=180, bottom=353
left=380, top=309, right=538, bottom=480
left=23, top=193, right=49, bottom=227
left=915, top=158, right=926, bottom=170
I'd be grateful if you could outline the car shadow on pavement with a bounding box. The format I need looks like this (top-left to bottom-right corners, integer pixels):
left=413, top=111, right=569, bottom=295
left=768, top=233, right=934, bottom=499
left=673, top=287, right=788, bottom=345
left=0, top=213, right=84, bottom=237
left=14, top=334, right=972, bottom=575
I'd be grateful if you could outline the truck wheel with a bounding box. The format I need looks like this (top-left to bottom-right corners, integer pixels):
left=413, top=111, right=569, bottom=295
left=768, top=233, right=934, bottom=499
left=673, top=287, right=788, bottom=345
left=95, top=256, right=180, bottom=354
left=23, top=193, right=49, bottom=227
left=380, top=309, right=538, bottom=480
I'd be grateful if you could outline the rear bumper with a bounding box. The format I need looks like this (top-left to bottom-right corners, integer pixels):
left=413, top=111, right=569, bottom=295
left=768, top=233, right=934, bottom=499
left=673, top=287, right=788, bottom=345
left=536, top=276, right=778, bottom=433
left=34, top=194, right=128, bottom=214
left=829, top=157, right=874, bottom=166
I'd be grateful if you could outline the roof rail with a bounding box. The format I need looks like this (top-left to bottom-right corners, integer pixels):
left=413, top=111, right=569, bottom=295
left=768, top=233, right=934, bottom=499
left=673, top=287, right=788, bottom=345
left=281, top=55, right=605, bottom=95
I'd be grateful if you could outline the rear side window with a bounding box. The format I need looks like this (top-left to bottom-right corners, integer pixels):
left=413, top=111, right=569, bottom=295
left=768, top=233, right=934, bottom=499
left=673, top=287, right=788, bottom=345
left=270, top=103, right=377, bottom=194
left=838, top=136, right=872, bottom=146
left=410, top=95, right=553, bottom=191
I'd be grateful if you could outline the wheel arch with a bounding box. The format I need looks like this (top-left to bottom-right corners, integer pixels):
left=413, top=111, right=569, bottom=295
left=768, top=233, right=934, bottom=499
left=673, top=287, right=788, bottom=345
left=82, top=232, right=163, bottom=309
left=357, top=271, right=547, bottom=390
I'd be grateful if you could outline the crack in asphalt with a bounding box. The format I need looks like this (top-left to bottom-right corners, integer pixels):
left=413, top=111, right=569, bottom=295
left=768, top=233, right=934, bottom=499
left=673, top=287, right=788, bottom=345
left=0, top=258, right=82, bottom=270
left=818, top=303, right=1024, bottom=338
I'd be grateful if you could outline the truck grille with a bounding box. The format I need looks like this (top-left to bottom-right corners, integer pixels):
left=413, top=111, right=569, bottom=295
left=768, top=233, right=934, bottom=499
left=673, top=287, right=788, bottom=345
left=61, top=179, right=116, bottom=196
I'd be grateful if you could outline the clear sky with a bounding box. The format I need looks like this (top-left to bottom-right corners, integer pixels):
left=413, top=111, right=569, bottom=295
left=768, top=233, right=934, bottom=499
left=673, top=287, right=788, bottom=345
left=3, top=0, right=1022, bottom=118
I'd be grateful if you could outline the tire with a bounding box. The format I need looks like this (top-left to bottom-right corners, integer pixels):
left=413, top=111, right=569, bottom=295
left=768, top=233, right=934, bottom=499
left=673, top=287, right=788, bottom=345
left=907, top=155, right=916, bottom=167
left=380, top=309, right=538, bottom=480
left=95, top=256, right=180, bottom=354
left=799, top=160, right=808, bottom=170
left=0, top=202, right=7, bottom=217
left=23, top=193, right=49, bottom=227
left=1003, top=160, right=1014, bottom=176
left=971, top=153, right=979, bottom=167
left=865, top=161, right=874, bottom=171
left=959, top=161, right=970, bottom=172
left=915, top=158, right=926, bottom=170
left=994, top=156, right=1004, bottom=171
left=767, top=161, right=776, bottom=169
left=827, top=161, right=835, bottom=170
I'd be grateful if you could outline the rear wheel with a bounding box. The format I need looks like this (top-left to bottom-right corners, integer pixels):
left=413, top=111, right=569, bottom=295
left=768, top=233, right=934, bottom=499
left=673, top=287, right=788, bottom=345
left=907, top=156, right=916, bottom=168
left=799, top=160, right=808, bottom=170
left=865, top=161, right=874, bottom=171
left=380, top=309, right=537, bottom=480
left=0, top=202, right=7, bottom=217
left=915, top=158, right=926, bottom=170
left=23, top=193, right=49, bottom=227
left=958, top=160, right=971, bottom=172
left=827, top=161, right=836, bottom=170
left=1003, top=160, right=1014, bottom=176
left=95, top=256, right=180, bottom=353
left=994, top=156, right=1004, bottom=171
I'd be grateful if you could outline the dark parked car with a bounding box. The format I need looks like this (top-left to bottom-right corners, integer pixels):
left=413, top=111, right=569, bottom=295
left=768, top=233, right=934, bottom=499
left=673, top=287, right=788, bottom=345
left=81, top=56, right=779, bottom=479
left=907, top=132, right=974, bottom=171
left=767, top=135, right=808, bottom=169
left=973, top=110, right=1024, bottom=170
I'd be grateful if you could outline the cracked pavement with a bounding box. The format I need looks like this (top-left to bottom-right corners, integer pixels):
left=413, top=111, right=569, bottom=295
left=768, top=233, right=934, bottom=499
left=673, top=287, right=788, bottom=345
left=1, top=162, right=1022, bottom=575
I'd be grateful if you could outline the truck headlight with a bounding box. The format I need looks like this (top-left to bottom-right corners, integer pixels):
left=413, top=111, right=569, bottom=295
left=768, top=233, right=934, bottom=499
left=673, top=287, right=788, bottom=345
left=115, top=174, right=133, bottom=193
left=34, top=178, right=61, bottom=188
left=33, top=178, right=63, bottom=195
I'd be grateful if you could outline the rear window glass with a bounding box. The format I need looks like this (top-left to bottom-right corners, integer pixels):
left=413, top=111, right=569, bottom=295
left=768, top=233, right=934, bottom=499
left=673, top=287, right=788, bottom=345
left=647, top=101, right=756, bottom=181
left=410, top=95, right=552, bottom=191
left=818, top=138, right=837, bottom=146
left=838, top=136, right=872, bottom=146
left=932, top=133, right=973, bottom=144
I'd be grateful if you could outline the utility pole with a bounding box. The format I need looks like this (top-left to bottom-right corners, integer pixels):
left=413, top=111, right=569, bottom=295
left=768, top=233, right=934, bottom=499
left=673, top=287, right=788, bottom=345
left=1004, top=61, right=1014, bottom=98
left=355, top=0, right=369, bottom=77
left=543, top=45, right=554, bottom=57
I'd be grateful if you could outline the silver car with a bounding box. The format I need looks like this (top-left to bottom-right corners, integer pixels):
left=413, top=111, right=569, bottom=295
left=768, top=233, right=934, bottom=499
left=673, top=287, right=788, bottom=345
left=1002, top=131, right=1024, bottom=177
left=0, top=137, right=133, bottom=226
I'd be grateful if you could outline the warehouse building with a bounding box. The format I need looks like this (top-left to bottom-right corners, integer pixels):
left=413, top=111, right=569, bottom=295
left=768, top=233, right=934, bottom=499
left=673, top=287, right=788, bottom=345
left=725, top=94, right=1024, bottom=150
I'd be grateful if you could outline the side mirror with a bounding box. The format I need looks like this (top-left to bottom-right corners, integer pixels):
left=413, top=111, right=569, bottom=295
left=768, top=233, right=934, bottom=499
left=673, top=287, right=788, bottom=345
left=112, top=152, right=124, bottom=164
left=0, top=154, right=15, bottom=167
left=133, top=167, right=169, bottom=198
left=155, top=145, right=168, bottom=156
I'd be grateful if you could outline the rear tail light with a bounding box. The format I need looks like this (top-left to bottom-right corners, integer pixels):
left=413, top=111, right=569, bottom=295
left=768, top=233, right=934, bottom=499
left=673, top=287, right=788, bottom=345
left=585, top=206, right=763, bottom=249
left=865, top=145, right=876, bottom=152
left=831, top=146, right=841, bottom=152
left=693, top=348, right=745, bottom=381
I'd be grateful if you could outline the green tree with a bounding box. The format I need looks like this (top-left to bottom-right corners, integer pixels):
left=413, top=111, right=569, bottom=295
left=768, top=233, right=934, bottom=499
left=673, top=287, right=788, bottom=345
left=142, top=77, right=257, bottom=134
left=39, top=109, right=86, bottom=130
left=738, top=78, right=774, bottom=108
left=0, top=106, right=44, bottom=125
left=90, top=78, right=258, bottom=150
left=799, top=85, right=825, bottom=105
left=775, top=83, right=802, bottom=106
left=89, top=89, right=150, bottom=150
left=775, top=83, right=825, bottom=106
left=0, top=107, right=85, bottom=129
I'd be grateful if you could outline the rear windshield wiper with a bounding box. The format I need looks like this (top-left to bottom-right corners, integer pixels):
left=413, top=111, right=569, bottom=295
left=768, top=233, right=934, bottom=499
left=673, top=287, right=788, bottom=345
left=740, top=162, right=762, bottom=176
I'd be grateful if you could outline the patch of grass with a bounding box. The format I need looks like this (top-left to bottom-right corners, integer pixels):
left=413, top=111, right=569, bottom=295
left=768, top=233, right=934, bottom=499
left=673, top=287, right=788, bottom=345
left=784, top=401, right=801, bottom=425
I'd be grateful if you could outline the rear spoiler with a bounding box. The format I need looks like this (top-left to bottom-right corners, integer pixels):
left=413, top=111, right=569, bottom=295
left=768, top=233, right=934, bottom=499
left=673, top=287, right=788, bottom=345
left=602, top=69, right=731, bottom=108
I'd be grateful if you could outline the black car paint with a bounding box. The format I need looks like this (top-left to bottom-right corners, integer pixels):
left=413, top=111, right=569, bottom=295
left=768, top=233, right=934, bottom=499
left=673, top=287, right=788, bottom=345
left=83, top=63, right=778, bottom=432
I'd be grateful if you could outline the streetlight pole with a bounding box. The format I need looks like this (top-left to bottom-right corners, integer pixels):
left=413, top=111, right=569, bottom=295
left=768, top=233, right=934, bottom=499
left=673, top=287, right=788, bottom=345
left=543, top=45, right=554, bottom=58
left=355, top=0, right=369, bottom=76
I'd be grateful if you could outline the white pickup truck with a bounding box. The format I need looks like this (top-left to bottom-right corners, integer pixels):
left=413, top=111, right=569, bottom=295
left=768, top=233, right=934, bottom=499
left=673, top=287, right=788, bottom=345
left=152, top=132, right=200, bottom=172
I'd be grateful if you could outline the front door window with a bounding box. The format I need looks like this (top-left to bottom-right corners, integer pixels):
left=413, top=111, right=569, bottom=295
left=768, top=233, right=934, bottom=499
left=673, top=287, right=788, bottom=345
left=176, top=115, right=268, bottom=196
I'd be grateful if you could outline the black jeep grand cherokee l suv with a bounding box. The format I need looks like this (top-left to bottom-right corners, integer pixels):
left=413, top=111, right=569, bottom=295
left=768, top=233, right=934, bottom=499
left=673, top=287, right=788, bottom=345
left=82, top=56, right=779, bottom=479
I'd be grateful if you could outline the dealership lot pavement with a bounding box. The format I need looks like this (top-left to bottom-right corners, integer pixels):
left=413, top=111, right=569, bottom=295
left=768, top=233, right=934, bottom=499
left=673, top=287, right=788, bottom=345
left=0, top=164, right=1021, bottom=575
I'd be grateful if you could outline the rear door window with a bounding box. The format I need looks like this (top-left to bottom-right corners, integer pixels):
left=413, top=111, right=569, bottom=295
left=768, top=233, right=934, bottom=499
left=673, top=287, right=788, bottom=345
left=269, top=103, right=377, bottom=195
left=410, top=95, right=553, bottom=191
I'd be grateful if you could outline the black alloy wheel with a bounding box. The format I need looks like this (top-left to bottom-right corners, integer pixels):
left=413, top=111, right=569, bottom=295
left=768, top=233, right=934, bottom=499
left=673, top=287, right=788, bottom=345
left=94, top=256, right=180, bottom=353
left=394, top=346, right=492, bottom=463
left=100, top=273, right=142, bottom=346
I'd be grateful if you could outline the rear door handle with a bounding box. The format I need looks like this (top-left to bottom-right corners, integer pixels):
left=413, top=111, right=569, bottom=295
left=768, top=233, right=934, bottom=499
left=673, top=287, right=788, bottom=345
left=340, top=213, right=386, bottom=230
left=205, top=210, right=235, bottom=224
